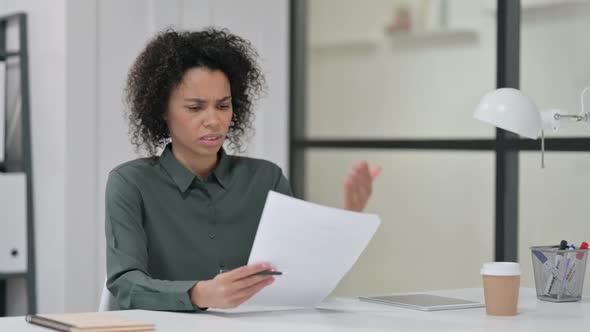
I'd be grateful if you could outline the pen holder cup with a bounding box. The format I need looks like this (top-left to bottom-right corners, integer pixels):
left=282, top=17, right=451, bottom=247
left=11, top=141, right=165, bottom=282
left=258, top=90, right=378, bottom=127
left=530, top=246, right=589, bottom=302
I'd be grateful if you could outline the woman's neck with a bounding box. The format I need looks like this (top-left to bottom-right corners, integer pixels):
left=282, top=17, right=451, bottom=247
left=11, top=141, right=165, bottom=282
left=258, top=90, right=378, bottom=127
left=171, top=143, right=218, bottom=179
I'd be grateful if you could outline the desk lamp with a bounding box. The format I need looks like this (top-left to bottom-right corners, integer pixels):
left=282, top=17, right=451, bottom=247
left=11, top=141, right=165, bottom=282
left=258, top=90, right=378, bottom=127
left=473, top=87, right=590, bottom=168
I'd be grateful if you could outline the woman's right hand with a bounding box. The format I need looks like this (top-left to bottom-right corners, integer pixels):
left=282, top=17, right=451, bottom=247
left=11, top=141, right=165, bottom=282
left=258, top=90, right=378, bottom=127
left=190, top=263, right=276, bottom=309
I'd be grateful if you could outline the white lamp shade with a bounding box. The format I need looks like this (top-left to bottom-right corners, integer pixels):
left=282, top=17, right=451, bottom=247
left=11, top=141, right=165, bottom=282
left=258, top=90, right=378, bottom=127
left=474, top=88, right=542, bottom=139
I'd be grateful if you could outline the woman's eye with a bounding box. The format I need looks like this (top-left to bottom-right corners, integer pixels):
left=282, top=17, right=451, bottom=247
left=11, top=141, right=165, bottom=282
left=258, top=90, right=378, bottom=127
left=186, top=105, right=203, bottom=111
left=218, top=104, right=231, bottom=110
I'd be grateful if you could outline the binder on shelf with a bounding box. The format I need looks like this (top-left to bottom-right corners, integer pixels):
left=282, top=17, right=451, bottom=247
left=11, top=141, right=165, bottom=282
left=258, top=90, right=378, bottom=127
left=0, top=172, right=27, bottom=273
left=0, top=61, right=5, bottom=164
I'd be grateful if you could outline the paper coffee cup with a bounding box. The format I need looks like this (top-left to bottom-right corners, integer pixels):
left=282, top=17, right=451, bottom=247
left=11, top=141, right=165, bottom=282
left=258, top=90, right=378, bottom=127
left=480, top=262, right=521, bottom=316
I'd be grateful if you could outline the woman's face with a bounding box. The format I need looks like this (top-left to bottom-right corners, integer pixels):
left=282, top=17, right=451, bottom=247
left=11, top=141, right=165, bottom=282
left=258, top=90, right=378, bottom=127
left=166, top=67, right=233, bottom=158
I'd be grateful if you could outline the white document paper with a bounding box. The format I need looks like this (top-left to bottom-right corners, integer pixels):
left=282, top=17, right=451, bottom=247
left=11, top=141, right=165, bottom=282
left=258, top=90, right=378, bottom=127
left=243, top=191, right=381, bottom=308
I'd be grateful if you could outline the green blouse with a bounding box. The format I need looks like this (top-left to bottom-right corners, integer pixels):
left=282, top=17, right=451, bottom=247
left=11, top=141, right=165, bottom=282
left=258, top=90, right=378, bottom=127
left=105, top=144, right=292, bottom=311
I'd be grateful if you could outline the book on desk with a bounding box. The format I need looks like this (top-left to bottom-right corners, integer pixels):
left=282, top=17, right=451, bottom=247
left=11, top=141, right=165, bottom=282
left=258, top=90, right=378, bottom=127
left=25, top=312, right=155, bottom=332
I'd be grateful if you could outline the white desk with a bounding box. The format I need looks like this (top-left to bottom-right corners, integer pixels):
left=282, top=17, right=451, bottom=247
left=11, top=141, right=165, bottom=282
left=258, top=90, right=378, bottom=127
left=2, top=288, right=589, bottom=331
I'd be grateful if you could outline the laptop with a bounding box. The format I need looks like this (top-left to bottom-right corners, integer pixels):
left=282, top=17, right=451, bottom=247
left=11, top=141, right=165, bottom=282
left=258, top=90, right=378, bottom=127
left=358, top=294, right=485, bottom=311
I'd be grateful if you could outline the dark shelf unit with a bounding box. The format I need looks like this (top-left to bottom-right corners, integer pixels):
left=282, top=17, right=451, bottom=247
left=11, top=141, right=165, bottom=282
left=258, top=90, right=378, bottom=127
left=0, top=12, right=35, bottom=316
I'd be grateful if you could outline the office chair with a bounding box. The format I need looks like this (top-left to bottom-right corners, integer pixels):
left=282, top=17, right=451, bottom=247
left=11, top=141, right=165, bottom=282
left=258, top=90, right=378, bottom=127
left=98, top=278, right=120, bottom=311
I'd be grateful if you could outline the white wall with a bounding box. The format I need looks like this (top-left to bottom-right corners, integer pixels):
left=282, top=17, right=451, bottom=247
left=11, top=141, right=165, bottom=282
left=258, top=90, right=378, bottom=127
left=0, top=0, right=67, bottom=315
left=64, top=0, right=98, bottom=313
left=4, top=0, right=289, bottom=315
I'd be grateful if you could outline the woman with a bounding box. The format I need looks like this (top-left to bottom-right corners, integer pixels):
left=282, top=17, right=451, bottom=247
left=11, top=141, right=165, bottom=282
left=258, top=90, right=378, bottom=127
left=105, top=28, right=380, bottom=311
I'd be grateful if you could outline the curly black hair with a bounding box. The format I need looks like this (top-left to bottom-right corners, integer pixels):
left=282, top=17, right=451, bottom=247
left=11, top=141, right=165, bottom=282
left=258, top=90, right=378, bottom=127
left=125, top=28, right=265, bottom=156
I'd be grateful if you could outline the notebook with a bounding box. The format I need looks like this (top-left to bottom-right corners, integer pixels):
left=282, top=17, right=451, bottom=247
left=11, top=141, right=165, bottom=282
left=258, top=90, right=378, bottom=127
left=359, top=294, right=485, bottom=311
left=25, top=312, right=155, bottom=332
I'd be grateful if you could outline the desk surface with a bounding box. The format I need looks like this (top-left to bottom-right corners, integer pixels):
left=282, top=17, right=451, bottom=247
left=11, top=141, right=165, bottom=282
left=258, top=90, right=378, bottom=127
left=2, top=288, right=589, bottom=331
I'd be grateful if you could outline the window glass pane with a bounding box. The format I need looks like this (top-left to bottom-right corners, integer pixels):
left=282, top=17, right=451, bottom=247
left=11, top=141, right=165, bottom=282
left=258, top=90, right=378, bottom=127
left=305, top=149, right=494, bottom=295
left=305, top=0, right=497, bottom=139
left=519, top=152, right=590, bottom=295
left=521, top=2, right=590, bottom=137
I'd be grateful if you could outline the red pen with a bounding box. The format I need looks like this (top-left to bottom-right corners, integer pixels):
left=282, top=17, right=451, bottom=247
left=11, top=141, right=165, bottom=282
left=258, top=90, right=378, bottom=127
left=577, top=242, right=588, bottom=260
left=563, top=241, right=588, bottom=293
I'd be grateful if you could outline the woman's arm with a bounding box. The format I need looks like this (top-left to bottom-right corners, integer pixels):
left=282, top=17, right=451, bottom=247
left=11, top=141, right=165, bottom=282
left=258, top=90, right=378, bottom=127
left=105, top=170, right=200, bottom=311
left=273, top=168, right=293, bottom=196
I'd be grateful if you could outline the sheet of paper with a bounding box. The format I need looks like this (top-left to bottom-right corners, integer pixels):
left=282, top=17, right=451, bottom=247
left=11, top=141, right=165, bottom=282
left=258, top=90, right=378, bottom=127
left=243, top=191, right=381, bottom=308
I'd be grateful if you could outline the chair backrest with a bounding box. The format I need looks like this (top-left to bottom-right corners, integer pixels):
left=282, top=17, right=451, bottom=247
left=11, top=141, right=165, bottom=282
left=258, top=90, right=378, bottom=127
left=98, top=278, right=120, bottom=311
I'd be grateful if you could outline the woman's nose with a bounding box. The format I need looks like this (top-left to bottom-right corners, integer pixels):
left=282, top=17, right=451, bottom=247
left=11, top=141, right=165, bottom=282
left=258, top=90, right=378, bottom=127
left=204, top=108, right=220, bottom=128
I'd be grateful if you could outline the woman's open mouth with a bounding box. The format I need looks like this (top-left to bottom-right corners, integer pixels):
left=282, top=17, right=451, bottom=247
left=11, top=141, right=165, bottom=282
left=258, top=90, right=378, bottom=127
left=199, top=134, right=224, bottom=147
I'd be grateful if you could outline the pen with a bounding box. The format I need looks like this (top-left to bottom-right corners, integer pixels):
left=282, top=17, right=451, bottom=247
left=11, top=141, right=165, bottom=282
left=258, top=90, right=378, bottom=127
left=563, top=241, right=588, bottom=295
left=532, top=250, right=564, bottom=282
left=544, top=240, right=568, bottom=295
left=559, top=245, right=576, bottom=297
left=559, top=240, right=569, bottom=249
left=576, top=242, right=588, bottom=260
left=218, top=269, right=283, bottom=276
left=252, top=271, right=283, bottom=276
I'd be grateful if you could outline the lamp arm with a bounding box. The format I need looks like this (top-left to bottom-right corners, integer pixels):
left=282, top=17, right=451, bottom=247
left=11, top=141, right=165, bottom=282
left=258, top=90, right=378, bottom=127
left=580, top=86, right=590, bottom=118
left=538, top=86, right=590, bottom=169
left=555, top=114, right=586, bottom=121
left=550, top=86, right=590, bottom=122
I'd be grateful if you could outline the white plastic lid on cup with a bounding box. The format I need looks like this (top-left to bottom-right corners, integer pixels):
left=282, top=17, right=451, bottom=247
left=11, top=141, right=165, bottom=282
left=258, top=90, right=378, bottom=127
left=480, top=262, right=521, bottom=276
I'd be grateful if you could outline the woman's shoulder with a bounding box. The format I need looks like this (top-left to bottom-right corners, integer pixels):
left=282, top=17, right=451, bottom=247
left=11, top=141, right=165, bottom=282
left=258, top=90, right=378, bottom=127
left=228, top=155, right=291, bottom=194
left=229, top=154, right=283, bottom=174
left=108, top=157, right=159, bottom=182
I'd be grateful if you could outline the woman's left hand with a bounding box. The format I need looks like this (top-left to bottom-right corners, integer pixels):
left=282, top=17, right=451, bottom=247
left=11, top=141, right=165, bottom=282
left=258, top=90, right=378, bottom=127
left=343, top=161, right=381, bottom=212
